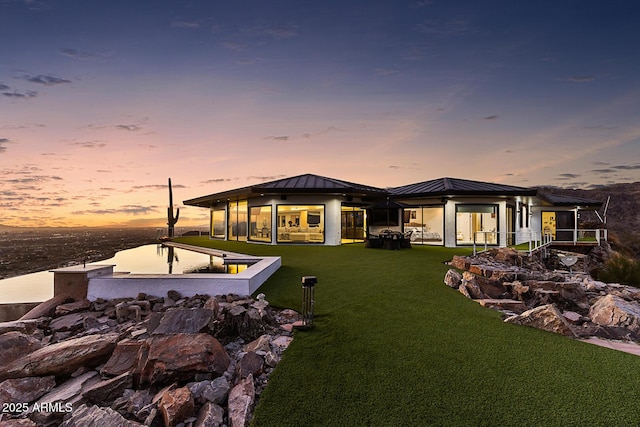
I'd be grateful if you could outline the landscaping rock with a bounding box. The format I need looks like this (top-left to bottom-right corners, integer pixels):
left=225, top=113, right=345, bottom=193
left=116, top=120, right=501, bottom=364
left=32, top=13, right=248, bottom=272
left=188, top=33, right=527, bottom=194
left=589, top=294, right=640, bottom=333
left=55, top=299, right=92, bottom=316
left=237, top=352, right=264, bottom=379
left=0, top=376, right=56, bottom=405
left=195, top=401, right=225, bottom=427
left=152, top=307, right=213, bottom=334
left=188, top=376, right=230, bottom=405
left=60, top=403, right=144, bottom=426
left=0, top=293, right=294, bottom=427
left=0, top=318, right=49, bottom=335
left=444, top=269, right=462, bottom=289
left=83, top=372, right=133, bottom=405
left=136, top=333, right=230, bottom=386
left=505, top=304, right=577, bottom=337
left=49, top=312, right=96, bottom=333
left=243, top=334, right=271, bottom=353
left=0, top=331, right=43, bottom=365
left=228, top=375, right=255, bottom=427
left=101, top=339, right=144, bottom=376
left=0, top=333, right=119, bottom=380
left=159, top=386, right=195, bottom=427
left=29, top=371, right=101, bottom=426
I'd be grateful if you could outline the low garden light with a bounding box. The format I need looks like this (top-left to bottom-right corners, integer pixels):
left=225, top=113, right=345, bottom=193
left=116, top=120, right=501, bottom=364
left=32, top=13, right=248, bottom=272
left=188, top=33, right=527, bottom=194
left=301, top=275, right=317, bottom=328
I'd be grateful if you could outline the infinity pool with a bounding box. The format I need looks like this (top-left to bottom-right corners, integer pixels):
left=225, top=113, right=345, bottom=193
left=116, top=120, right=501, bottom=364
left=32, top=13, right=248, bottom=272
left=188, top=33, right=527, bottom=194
left=101, top=244, right=253, bottom=274
left=0, top=244, right=253, bottom=303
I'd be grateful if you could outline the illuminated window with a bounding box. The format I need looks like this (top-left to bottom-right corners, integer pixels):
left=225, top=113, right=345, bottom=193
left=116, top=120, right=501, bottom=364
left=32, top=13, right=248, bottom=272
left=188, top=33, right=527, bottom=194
left=456, top=205, right=498, bottom=245
left=211, top=208, right=226, bottom=239
left=403, top=206, right=444, bottom=245
left=249, top=205, right=272, bottom=242
left=276, top=205, right=324, bottom=243
left=228, top=200, right=248, bottom=241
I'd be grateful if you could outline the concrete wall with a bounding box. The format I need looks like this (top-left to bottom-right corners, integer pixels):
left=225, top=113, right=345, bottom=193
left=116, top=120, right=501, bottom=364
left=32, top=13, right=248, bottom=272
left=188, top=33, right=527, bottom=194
left=87, top=256, right=281, bottom=300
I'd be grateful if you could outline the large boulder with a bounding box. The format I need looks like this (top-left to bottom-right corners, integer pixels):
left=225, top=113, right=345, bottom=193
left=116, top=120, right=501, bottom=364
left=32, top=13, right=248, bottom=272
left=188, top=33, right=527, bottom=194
left=136, top=333, right=230, bottom=386
left=0, top=333, right=119, bottom=381
left=505, top=304, right=577, bottom=337
left=589, top=294, right=640, bottom=333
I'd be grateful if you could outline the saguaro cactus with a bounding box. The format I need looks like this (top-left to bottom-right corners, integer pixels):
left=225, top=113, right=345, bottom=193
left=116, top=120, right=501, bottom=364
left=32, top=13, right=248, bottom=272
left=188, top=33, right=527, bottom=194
left=167, top=178, right=180, bottom=238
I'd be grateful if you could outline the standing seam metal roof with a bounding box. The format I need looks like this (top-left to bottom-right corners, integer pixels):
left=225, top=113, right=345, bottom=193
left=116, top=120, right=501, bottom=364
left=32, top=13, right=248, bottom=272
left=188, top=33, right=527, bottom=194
left=388, top=177, right=537, bottom=196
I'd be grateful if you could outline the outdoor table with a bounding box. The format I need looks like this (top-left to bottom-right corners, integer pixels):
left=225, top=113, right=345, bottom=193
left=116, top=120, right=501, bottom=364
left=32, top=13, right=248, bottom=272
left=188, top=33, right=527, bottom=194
left=380, top=231, right=402, bottom=250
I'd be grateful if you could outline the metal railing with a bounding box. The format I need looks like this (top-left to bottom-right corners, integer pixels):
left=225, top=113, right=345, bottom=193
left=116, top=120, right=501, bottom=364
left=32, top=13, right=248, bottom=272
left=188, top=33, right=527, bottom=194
left=552, top=228, right=608, bottom=245
left=471, top=229, right=609, bottom=255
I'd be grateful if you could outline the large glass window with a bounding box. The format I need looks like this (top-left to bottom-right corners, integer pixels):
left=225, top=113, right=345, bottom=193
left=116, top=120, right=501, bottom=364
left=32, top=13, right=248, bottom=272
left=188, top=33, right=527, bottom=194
left=211, top=208, right=226, bottom=239
left=403, top=206, right=444, bottom=245
left=276, top=205, right=324, bottom=243
left=341, top=206, right=365, bottom=243
left=249, top=205, right=272, bottom=242
left=456, top=205, right=498, bottom=245
left=228, top=200, right=248, bottom=241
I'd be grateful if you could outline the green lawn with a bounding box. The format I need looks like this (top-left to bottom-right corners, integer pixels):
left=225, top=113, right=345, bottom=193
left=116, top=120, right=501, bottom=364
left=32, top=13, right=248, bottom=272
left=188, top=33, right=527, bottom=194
left=176, top=237, right=640, bottom=426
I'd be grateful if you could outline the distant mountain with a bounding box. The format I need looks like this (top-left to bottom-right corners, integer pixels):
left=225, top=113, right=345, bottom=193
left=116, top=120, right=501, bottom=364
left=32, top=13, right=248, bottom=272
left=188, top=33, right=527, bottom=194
left=536, top=182, right=640, bottom=256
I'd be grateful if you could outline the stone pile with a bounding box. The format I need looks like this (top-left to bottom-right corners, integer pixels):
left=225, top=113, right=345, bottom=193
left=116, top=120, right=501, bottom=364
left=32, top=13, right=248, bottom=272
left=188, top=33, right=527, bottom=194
left=445, top=247, right=640, bottom=344
left=0, top=291, right=301, bottom=427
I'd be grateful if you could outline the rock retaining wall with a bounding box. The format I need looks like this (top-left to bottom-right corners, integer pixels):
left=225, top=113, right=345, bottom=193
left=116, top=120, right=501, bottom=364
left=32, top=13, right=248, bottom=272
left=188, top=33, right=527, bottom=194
left=0, top=291, right=300, bottom=426
left=446, top=248, right=640, bottom=344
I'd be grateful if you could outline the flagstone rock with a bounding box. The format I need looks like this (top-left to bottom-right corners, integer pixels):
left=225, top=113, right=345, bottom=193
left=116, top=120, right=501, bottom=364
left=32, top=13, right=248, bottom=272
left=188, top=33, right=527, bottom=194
left=159, top=386, right=195, bottom=427
left=589, top=294, right=640, bottom=332
left=152, top=307, right=213, bottom=335
left=0, top=333, right=119, bottom=381
left=505, top=304, right=577, bottom=337
left=271, top=335, right=293, bottom=350
left=101, top=339, right=144, bottom=377
left=476, top=299, right=527, bottom=314
left=243, top=334, right=271, bottom=353
left=0, top=419, right=38, bottom=426
left=0, top=331, right=43, bottom=365
left=49, top=312, right=97, bottom=333
left=83, top=372, right=133, bottom=405
left=60, top=403, right=144, bottom=427
left=228, top=375, right=255, bottom=427
left=29, top=371, right=101, bottom=426
left=195, top=401, right=225, bottom=427
left=136, top=333, right=230, bottom=386
left=0, top=376, right=56, bottom=406
left=55, top=300, right=91, bottom=316
left=0, top=318, right=49, bottom=335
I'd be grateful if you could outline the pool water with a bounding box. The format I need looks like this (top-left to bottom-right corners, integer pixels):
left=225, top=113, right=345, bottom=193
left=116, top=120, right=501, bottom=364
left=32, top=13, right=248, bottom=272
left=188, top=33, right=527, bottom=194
left=0, top=244, right=251, bottom=303
left=104, top=244, right=251, bottom=274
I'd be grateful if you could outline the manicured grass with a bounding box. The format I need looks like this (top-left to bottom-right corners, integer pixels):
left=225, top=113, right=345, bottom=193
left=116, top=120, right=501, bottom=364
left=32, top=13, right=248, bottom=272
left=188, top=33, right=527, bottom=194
left=176, top=237, right=640, bottom=426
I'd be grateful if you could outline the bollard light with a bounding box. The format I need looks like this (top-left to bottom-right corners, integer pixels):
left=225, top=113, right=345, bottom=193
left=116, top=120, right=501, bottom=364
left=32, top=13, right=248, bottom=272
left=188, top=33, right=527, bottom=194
left=301, top=275, right=317, bottom=328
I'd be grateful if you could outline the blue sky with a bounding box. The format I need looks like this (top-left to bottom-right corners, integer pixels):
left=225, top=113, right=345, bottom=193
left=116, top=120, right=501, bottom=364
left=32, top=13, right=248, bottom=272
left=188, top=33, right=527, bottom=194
left=1, top=0, right=639, bottom=227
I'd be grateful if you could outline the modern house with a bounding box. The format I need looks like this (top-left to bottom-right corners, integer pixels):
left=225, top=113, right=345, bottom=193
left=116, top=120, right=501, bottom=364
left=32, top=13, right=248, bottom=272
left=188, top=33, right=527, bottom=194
left=183, top=173, right=604, bottom=248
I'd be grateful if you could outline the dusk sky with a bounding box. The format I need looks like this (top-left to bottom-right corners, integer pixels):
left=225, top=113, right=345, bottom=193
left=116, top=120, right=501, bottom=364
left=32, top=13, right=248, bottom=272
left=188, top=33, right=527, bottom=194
left=1, top=0, right=639, bottom=228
